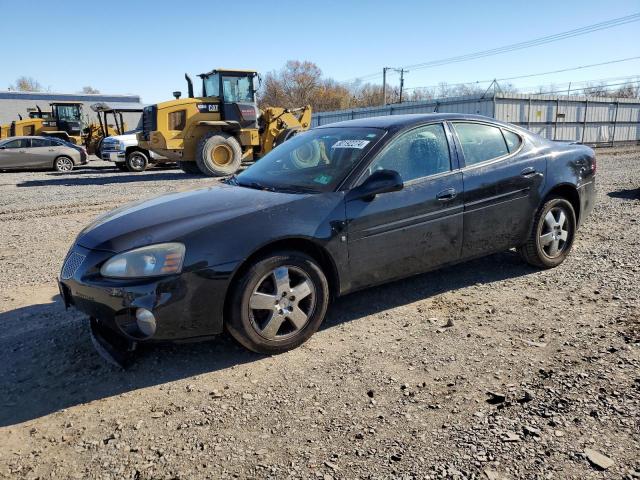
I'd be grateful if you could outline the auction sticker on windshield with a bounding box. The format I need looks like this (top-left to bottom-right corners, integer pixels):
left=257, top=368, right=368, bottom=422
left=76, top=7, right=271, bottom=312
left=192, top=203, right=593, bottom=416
left=331, top=140, right=370, bottom=149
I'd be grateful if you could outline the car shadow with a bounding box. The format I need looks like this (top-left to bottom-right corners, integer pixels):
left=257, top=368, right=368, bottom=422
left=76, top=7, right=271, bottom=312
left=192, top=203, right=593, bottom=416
left=16, top=171, right=205, bottom=187
left=607, top=187, right=640, bottom=201
left=0, top=250, right=534, bottom=427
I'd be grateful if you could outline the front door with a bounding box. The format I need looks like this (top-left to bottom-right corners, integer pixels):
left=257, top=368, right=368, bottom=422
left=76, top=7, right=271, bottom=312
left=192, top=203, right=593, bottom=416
left=450, top=121, right=546, bottom=257
left=0, top=138, right=30, bottom=169
left=345, top=123, right=464, bottom=290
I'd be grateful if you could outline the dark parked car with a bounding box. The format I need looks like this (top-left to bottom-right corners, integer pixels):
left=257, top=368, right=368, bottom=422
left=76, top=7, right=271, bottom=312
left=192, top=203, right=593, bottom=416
left=0, top=136, right=88, bottom=172
left=59, top=114, right=596, bottom=365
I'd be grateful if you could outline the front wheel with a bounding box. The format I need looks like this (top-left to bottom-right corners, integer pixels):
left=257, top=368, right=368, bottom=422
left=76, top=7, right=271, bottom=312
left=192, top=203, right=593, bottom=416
left=226, top=251, right=330, bottom=354
left=54, top=156, right=74, bottom=172
left=126, top=151, right=149, bottom=172
left=518, top=197, right=576, bottom=268
left=196, top=132, right=242, bottom=176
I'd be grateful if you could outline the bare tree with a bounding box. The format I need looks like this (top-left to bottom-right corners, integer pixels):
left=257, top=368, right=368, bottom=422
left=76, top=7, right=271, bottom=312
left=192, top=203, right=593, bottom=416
left=11, top=76, right=43, bottom=92
left=81, top=86, right=101, bottom=94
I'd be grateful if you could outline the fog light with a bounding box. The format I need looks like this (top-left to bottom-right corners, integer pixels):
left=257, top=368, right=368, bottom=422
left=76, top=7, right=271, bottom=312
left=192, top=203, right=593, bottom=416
left=135, top=308, right=156, bottom=337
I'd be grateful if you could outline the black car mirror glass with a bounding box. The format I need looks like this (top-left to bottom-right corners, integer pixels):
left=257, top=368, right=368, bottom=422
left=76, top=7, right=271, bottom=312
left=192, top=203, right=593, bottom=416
left=347, top=169, right=403, bottom=201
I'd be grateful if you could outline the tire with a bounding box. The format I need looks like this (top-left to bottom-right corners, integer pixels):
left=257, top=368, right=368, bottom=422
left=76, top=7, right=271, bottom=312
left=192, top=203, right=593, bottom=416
left=196, top=132, right=242, bottom=176
left=518, top=197, right=576, bottom=269
left=226, top=251, right=330, bottom=354
left=177, top=161, right=202, bottom=174
left=126, top=150, right=149, bottom=172
left=115, top=163, right=129, bottom=172
left=54, top=156, right=74, bottom=172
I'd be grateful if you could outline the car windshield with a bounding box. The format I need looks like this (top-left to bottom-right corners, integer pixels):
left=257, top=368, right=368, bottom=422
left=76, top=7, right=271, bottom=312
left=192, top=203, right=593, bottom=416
left=234, top=127, right=384, bottom=193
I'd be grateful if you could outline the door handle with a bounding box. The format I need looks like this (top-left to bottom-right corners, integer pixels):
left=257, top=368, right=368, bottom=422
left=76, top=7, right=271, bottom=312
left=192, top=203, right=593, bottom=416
left=437, top=188, right=457, bottom=201
left=521, top=167, right=539, bottom=178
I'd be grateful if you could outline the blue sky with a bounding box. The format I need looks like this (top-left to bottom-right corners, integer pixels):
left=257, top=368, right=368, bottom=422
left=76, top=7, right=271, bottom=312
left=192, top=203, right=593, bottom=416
left=1, top=0, right=639, bottom=103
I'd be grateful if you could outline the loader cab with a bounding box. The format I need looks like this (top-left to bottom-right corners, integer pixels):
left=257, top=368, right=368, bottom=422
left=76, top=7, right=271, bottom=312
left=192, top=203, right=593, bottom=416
left=198, top=69, right=258, bottom=128
left=50, top=102, right=83, bottom=136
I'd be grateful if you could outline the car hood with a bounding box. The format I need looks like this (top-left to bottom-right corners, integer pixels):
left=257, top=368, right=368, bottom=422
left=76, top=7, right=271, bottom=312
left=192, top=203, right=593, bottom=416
left=76, top=183, right=303, bottom=252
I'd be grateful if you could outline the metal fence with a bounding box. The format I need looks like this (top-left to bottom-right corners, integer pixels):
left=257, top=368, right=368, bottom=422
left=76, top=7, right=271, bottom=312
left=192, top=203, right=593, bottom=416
left=312, top=93, right=640, bottom=145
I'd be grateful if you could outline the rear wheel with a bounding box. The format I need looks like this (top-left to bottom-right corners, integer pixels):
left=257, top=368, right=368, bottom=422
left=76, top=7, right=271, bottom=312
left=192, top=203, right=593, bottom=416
left=518, top=197, right=576, bottom=268
left=177, top=161, right=202, bottom=174
left=226, top=251, right=329, bottom=354
left=196, top=132, right=242, bottom=176
left=126, top=151, right=149, bottom=172
left=54, top=156, right=74, bottom=172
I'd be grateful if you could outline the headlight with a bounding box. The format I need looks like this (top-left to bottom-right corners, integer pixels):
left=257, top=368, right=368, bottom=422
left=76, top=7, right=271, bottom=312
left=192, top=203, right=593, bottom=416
left=118, top=141, right=126, bottom=150
left=100, top=243, right=185, bottom=279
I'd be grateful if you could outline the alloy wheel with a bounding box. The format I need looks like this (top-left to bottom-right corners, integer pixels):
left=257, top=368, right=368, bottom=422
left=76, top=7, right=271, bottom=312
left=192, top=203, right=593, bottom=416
left=56, top=157, right=73, bottom=172
left=248, top=266, right=316, bottom=340
left=539, top=206, right=570, bottom=258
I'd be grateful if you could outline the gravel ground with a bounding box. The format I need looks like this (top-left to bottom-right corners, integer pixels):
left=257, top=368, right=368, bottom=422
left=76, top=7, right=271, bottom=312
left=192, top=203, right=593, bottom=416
left=0, top=151, right=638, bottom=479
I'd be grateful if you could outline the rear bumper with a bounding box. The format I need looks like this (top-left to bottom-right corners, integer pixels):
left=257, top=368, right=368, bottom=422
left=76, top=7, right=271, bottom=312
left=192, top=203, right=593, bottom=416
left=577, top=177, right=596, bottom=228
left=59, top=245, right=234, bottom=343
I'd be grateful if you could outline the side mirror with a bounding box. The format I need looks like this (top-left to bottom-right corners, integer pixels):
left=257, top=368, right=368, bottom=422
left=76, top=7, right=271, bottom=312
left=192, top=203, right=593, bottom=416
left=347, top=169, right=403, bottom=201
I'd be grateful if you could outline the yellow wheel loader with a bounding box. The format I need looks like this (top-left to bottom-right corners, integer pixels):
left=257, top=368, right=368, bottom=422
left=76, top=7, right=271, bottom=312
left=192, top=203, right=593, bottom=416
left=11, top=102, right=85, bottom=145
left=0, top=124, right=11, bottom=139
left=137, top=69, right=312, bottom=176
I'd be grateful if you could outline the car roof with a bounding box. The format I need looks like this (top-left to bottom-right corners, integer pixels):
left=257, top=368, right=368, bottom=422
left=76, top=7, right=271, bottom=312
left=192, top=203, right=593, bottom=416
left=2, top=136, right=56, bottom=140
left=315, top=113, right=515, bottom=131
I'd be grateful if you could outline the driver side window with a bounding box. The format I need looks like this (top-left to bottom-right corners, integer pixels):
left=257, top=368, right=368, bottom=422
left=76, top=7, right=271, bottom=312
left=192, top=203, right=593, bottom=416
left=366, top=123, right=451, bottom=183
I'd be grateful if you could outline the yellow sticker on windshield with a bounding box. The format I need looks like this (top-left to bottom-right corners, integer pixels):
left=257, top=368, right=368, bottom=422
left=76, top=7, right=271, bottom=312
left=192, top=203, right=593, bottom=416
left=331, top=140, right=370, bottom=149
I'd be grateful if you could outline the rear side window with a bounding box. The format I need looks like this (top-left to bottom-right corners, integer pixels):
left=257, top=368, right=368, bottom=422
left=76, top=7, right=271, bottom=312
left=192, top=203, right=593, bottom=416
left=31, top=138, right=49, bottom=147
left=502, top=129, right=522, bottom=152
left=453, top=123, right=509, bottom=166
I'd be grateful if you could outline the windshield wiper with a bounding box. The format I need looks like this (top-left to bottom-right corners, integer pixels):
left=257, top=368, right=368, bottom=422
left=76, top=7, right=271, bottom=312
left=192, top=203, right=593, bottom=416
left=237, top=180, right=276, bottom=192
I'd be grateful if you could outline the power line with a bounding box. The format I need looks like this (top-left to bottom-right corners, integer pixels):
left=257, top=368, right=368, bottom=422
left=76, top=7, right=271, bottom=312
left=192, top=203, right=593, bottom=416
left=520, top=79, right=640, bottom=96
left=344, top=13, right=640, bottom=83
left=402, top=57, right=640, bottom=91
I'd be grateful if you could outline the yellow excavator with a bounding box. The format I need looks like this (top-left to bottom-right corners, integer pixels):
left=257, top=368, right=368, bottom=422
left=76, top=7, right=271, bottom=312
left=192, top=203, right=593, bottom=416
left=138, top=68, right=312, bottom=176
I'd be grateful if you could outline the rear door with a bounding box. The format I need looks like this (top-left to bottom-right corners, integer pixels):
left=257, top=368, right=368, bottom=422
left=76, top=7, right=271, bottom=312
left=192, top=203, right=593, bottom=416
left=450, top=121, right=546, bottom=258
left=0, top=139, right=30, bottom=169
left=28, top=138, right=57, bottom=168
left=345, top=122, right=463, bottom=289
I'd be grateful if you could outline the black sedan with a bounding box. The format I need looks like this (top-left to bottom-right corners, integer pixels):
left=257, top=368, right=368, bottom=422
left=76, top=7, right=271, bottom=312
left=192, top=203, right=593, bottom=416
left=59, top=114, right=596, bottom=365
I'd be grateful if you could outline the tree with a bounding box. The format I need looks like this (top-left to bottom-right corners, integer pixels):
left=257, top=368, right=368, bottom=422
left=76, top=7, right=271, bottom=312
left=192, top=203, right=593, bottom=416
left=11, top=76, right=43, bottom=92
left=81, top=86, right=101, bottom=94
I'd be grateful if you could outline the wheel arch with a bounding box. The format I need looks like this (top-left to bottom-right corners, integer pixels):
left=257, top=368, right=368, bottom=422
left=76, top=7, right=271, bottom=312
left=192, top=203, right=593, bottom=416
left=223, top=237, right=341, bottom=322
left=543, top=183, right=581, bottom=225
left=125, top=146, right=150, bottom=159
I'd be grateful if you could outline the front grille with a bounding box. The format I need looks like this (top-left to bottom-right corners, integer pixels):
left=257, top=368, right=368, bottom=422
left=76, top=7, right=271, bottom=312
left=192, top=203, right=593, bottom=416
left=61, top=252, right=86, bottom=280
left=141, top=105, right=157, bottom=140
left=101, top=143, right=119, bottom=152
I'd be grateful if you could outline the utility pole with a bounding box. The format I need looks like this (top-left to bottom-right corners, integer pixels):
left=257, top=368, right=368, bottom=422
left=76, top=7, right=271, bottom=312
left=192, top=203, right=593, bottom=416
left=382, top=67, right=389, bottom=106
left=398, top=68, right=406, bottom=103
